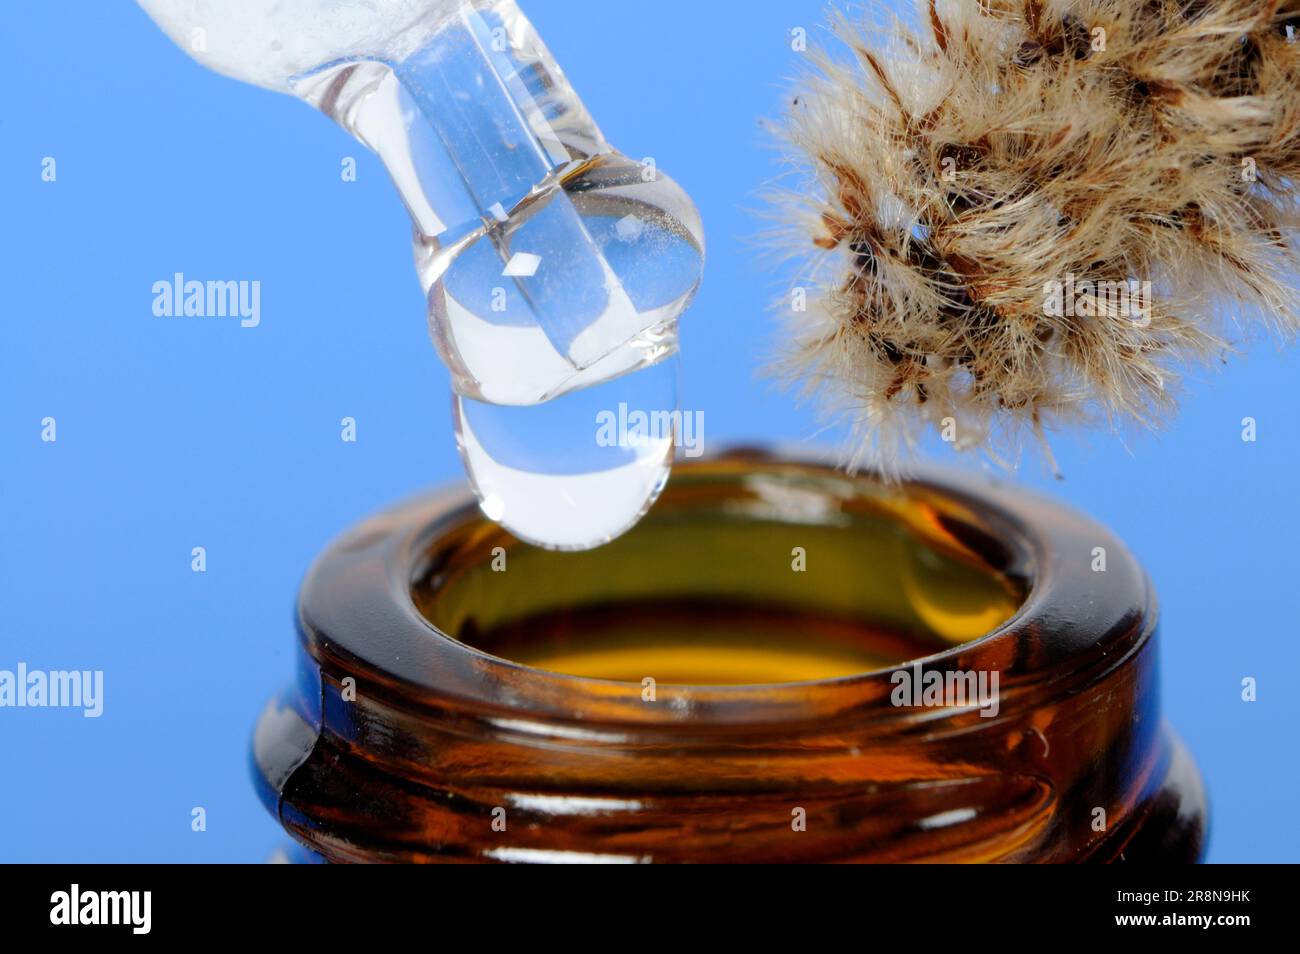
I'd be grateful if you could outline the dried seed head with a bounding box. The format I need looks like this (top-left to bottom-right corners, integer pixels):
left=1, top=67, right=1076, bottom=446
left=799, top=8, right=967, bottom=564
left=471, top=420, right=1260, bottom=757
left=773, top=0, right=1300, bottom=470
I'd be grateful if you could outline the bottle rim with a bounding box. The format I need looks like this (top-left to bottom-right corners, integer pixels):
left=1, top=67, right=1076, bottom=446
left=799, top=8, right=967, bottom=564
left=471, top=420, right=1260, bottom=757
left=295, top=447, right=1156, bottom=732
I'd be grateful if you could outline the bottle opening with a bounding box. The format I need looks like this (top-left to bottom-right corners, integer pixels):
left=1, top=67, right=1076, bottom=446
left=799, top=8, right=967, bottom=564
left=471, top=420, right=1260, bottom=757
left=412, top=461, right=1027, bottom=685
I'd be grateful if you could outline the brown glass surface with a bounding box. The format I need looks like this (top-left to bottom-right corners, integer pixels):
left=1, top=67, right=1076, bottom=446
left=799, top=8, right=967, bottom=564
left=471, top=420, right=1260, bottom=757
left=253, top=448, right=1206, bottom=862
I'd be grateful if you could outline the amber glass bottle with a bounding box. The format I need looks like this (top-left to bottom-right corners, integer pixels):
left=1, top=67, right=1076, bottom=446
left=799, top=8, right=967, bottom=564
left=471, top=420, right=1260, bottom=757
left=253, top=449, right=1206, bottom=862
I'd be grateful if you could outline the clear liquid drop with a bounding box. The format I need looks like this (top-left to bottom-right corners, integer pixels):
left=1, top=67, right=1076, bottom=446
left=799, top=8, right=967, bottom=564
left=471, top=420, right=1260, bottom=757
left=284, top=1, right=703, bottom=550
left=455, top=358, right=678, bottom=550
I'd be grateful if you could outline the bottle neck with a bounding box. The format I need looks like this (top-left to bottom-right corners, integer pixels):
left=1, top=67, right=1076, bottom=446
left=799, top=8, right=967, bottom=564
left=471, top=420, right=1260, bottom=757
left=253, top=450, right=1205, bottom=861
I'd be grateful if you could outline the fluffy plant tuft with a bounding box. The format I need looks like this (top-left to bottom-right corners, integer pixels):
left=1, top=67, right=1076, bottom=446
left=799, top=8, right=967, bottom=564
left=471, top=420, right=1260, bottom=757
left=776, top=0, right=1300, bottom=469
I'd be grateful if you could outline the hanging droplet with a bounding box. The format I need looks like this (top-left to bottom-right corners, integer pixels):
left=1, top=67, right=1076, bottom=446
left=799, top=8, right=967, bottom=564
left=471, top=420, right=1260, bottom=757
left=455, top=358, right=679, bottom=550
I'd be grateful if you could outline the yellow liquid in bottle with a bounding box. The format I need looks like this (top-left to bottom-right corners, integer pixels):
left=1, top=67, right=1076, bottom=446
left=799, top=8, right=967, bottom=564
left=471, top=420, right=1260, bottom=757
left=422, top=501, right=1023, bottom=685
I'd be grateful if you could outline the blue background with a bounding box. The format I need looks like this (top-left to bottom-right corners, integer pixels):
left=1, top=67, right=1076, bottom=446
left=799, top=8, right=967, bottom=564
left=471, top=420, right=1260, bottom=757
left=1, top=1, right=1294, bottom=863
